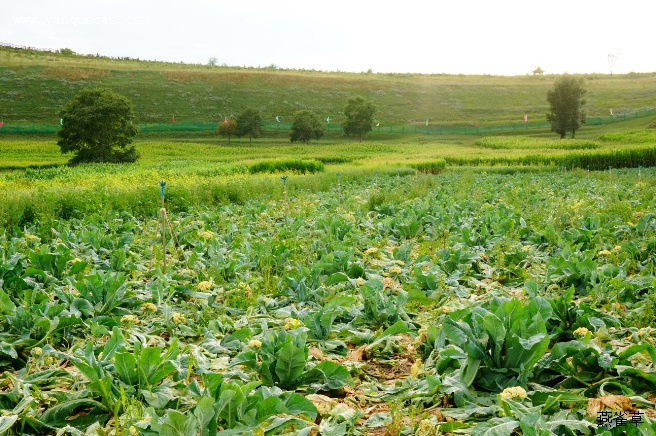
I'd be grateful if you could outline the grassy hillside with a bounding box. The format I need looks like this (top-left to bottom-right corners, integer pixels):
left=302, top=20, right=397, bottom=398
left=2, top=45, right=656, bottom=127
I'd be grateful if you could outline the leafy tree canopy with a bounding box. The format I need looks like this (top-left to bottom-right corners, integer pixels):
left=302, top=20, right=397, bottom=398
left=218, top=118, right=237, bottom=144
left=343, top=97, right=376, bottom=142
left=57, top=88, right=139, bottom=164
left=546, top=74, right=587, bottom=139
left=235, top=108, right=263, bottom=145
left=290, top=110, right=324, bottom=144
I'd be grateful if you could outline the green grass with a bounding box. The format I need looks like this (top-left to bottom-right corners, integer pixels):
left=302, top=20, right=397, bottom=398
left=2, top=45, right=656, bottom=127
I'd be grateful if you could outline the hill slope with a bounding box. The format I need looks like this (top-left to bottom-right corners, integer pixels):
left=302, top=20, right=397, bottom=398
left=1, top=45, right=656, bottom=127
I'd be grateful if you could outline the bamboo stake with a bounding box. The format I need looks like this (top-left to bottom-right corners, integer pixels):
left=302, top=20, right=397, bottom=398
left=159, top=181, right=167, bottom=273
left=336, top=173, right=342, bottom=204
left=281, top=176, right=289, bottom=220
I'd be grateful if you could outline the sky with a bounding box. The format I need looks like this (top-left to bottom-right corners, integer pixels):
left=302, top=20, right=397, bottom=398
left=1, top=0, right=654, bottom=76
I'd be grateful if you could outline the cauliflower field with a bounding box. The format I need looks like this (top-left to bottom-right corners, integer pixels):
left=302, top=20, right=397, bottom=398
left=1, top=169, right=656, bottom=435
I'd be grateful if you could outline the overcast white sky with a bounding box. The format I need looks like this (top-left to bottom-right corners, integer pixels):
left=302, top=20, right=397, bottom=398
left=1, top=0, right=653, bottom=75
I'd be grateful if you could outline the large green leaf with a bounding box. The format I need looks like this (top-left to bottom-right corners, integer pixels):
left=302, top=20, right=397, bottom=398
left=160, top=410, right=192, bottom=436
left=0, top=415, right=18, bottom=433
left=0, top=289, right=16, bottom=314
left=114, top=351, right=138, bottom=386
left=39, top=399, right=108, bottom=430
left=280, top=392, right=318, bottom=420
left=141, top=385, right=173, bottom=408
left=444, top=317, right=489, bottom=362
left=460, top=356, right=481, bottom=387
left=505, top=315, right=549, bottom=371
left=70, top=298, right=94, bottom=318
left=88, top=374, right=118, bottom=408
left=0, top=341, right=17, bottom=359
left=471, top=417, right=519, bottom=436
left=619, top=343, right=656, bottom=364
left=617, top=366, right=656, bottom=388
left=325, top=272, right=349, bottom=286
left=366, top=320, right=410, bottom=350
left=482, top=311, right=506, bottom=366
left=303, top=310, right=335, bottom=341
left=138, top=346, right=176, bottom=386
left=194, top=397, right=217, bottom=436
left=101, top=327, right=126, bottom=360
left=274, top=341, right=306, bottom=389
left=255, top=396, right=287, bottom=422
left=262, top=416, right=312, bottom=434
left=304, top=361, right=350, bottom=391
left=218, top=388, right=243, bottom=429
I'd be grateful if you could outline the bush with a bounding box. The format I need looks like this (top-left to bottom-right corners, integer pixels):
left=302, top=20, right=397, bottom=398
left=409, top=159, right=446, bottom=174
left=315, top=156, right=354, bottom=164
left=248, top=159, right=325, bottom=174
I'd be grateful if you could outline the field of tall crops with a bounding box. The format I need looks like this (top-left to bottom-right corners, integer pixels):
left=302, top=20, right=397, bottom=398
left=1, top=168, right=656, bottom=435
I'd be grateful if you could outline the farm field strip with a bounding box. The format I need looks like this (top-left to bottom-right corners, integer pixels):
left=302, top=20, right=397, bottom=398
left=2, top=126, right=656, bottom=170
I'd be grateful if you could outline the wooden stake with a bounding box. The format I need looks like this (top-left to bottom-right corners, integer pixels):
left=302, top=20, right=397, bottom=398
left=281, top=176, right=289, bottom=220
left=160, top=207, right=167, bottom=273
left=337, top=173, right=342, bottom=204
left=159, top=181, right=167, bottom=273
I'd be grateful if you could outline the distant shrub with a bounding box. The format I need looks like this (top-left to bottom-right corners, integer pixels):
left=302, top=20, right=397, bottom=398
left=248, top=159, right=325, bottom=174
left=315, top=156, right=354, bottom=164
left=409, top=159, right=446, bottom=174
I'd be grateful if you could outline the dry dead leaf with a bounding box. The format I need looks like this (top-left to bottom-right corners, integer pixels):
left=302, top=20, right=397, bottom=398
left=587, top=395, right=635, bottom=417
left=345, top=345, right=366, bottom=362
left=308, top=347, right=324, bottom=361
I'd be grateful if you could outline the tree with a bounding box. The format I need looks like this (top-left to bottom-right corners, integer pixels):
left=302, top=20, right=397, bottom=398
left=290, top=110, right=324, bottom=144
left=343, top=97, right=376, bottom=142
left=218, top=119, right=237, bottom=144
left=546, top=74, right=587, bottom=139
left=208, top=57, right=218, bottom=66
left=235, top=108, right=263, bottom=145
left=58, top=88, right=139, bottom=164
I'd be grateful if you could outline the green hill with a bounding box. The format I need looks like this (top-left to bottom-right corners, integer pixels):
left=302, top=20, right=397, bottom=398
left=2, top=44, right=656, bottom=127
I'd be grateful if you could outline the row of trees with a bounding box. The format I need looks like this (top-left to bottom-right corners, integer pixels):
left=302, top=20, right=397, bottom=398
left=218, top=97, right=377, bottom=145
left=56, top=78, right=586, bottom=164
left=56, top=91, right=378, bottom=164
